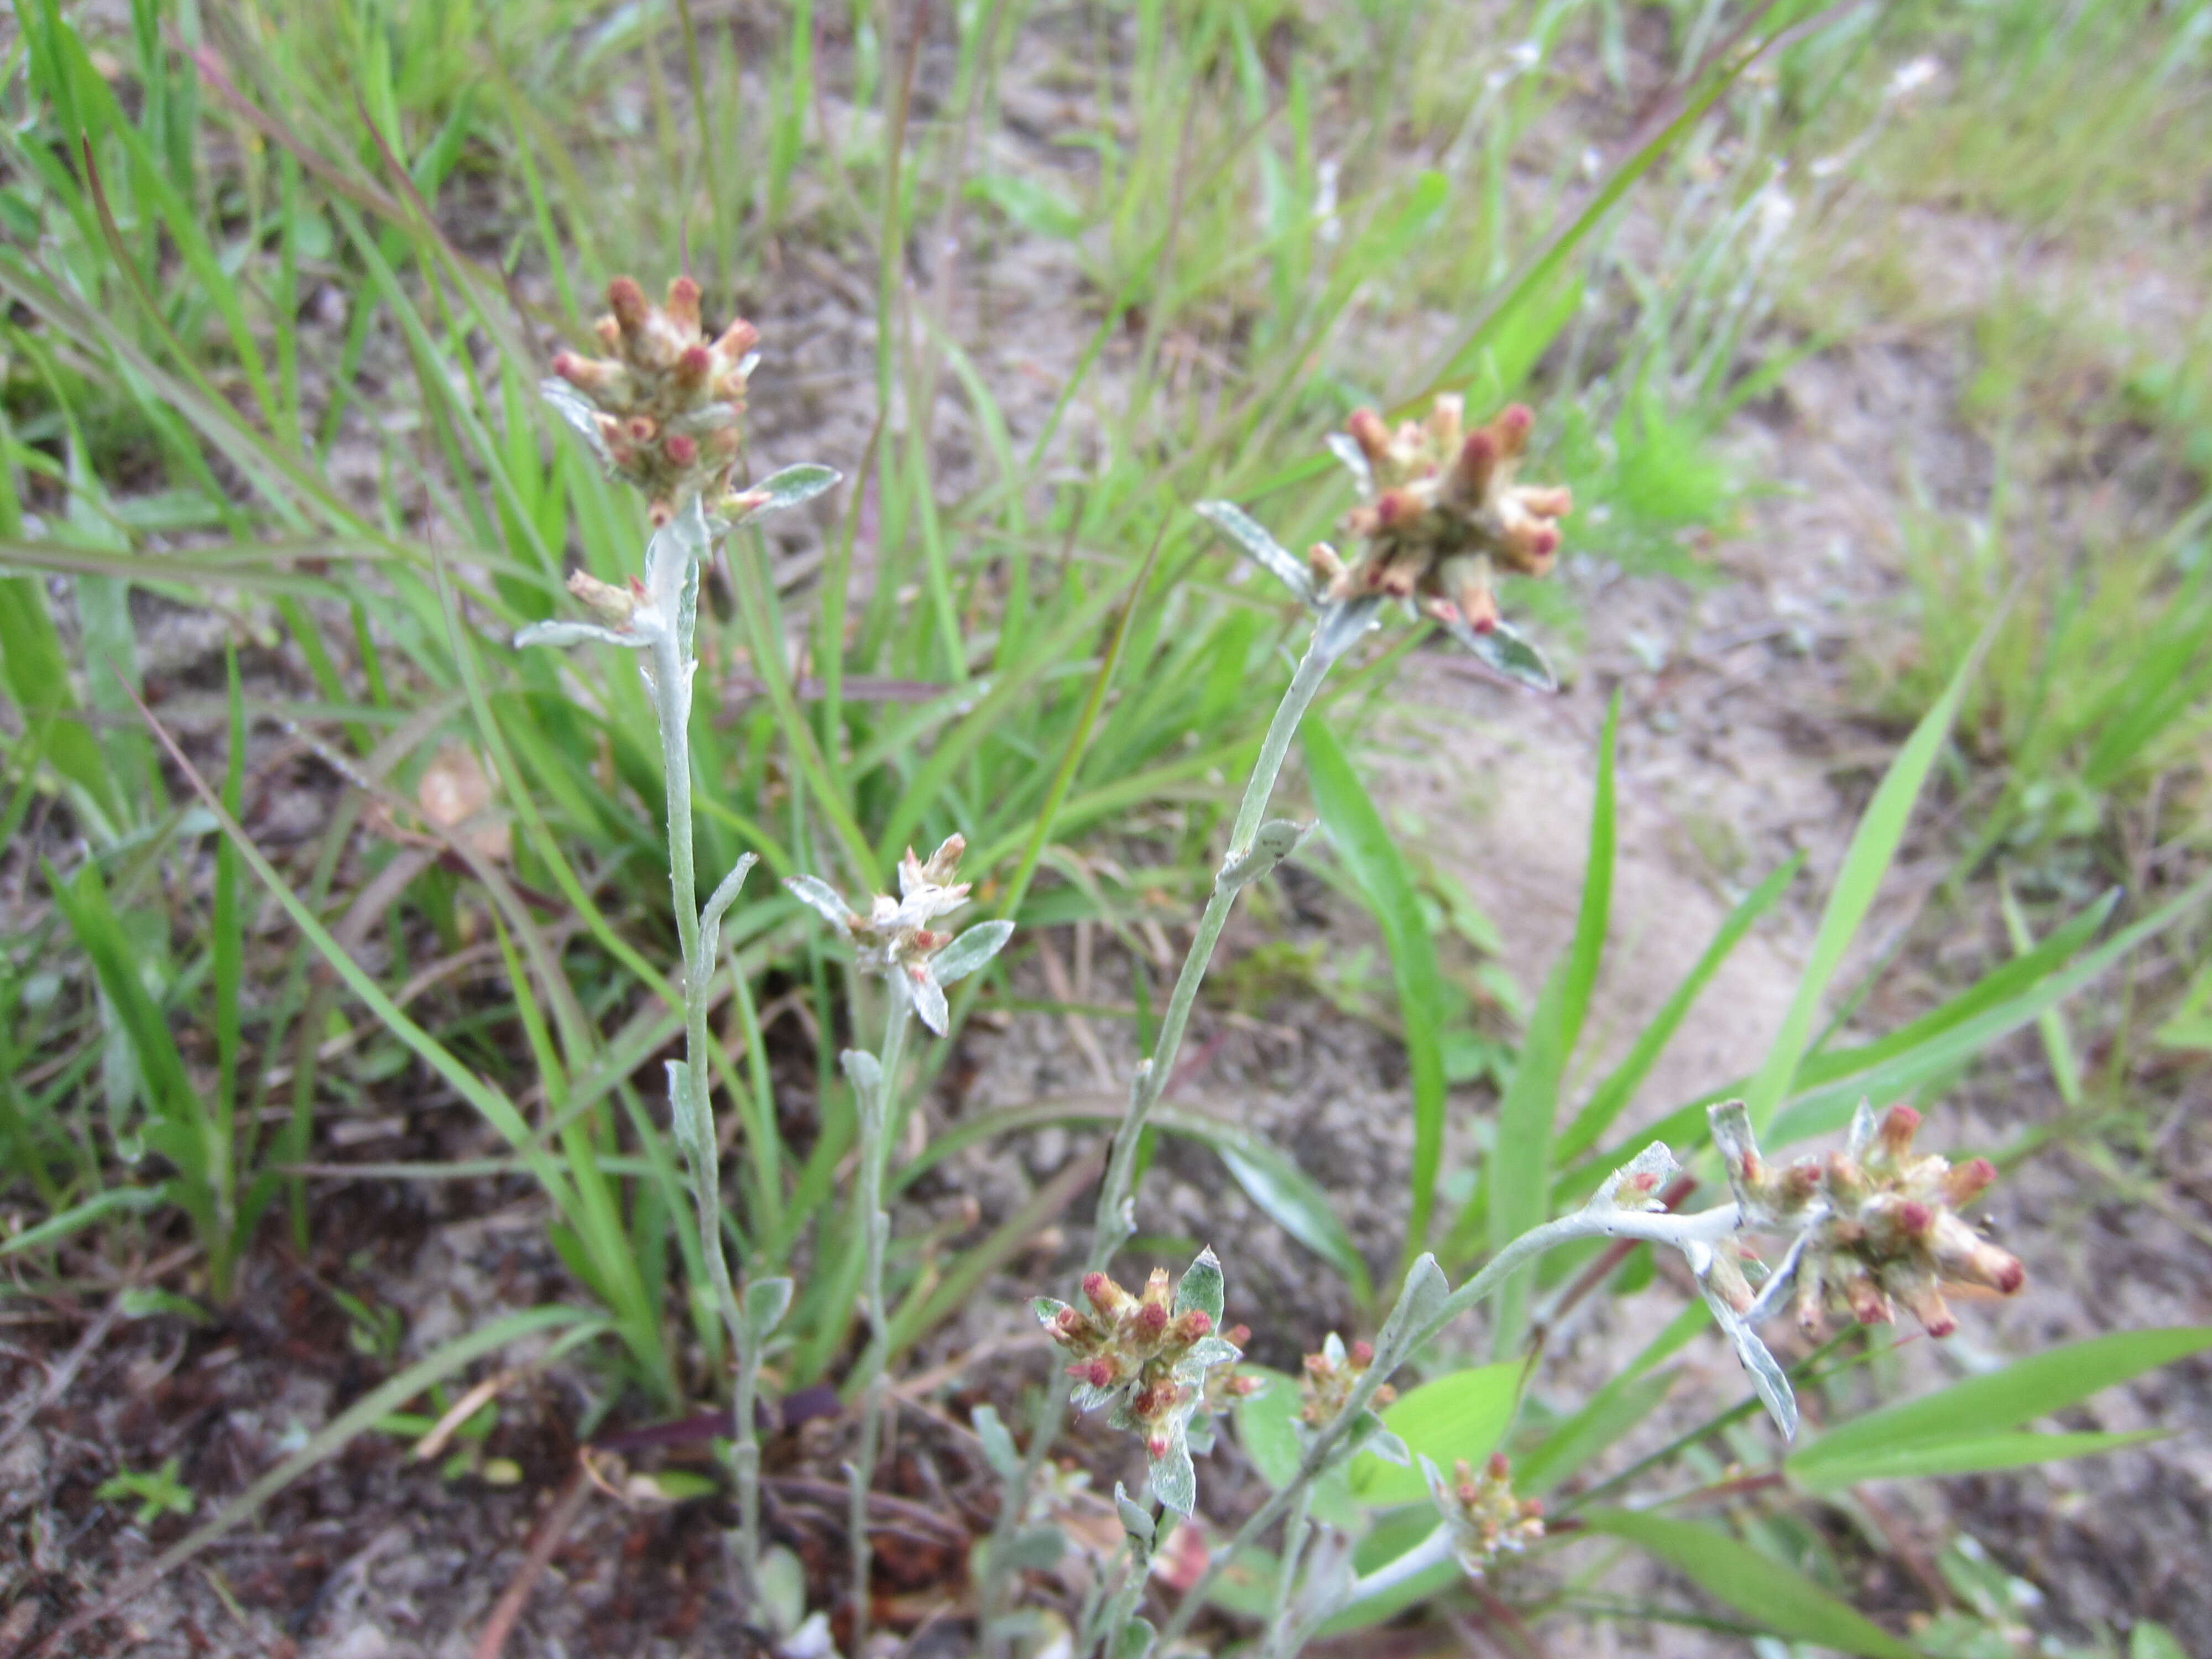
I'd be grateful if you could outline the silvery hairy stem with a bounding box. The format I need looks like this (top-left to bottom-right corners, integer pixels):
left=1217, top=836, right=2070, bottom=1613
left=639, top=514, right=770, bottom=1604
left=1089, top=597, right=1379, bottom=1271
left=1258, top=1483, right=1318, bottom=1659
left=844, top=997, right=911, bottom=1652
left=1091, top=1527, right=1155, bottom=1658
left=978, top=601, right=1379, bottom=1654
left=1155, top=1202, right=1747, bottom=1649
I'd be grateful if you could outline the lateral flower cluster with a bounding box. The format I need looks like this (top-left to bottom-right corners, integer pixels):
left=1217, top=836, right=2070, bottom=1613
left=1714, top=1100, right=2026, bottom=1339
left=785, top=836, right=1012, bottom=1036
left=548, top=275, right=758, bottom=525
left=1034, top=1251, right=1243, bottom=1516
left=1297, top=1333, right=1395, bottom=1427
left=1421, top=1453, right=1545, bottom=1580
left=1314, top=395, right=1572, bottom=635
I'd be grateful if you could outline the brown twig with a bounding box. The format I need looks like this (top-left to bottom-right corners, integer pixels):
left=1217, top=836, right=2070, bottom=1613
left=470, top=1462, right=594, bottom=1659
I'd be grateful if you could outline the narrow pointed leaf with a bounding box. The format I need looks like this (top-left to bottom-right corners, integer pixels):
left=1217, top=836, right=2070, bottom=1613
left=1194, top=499, right=1317, bottom=604
left=513, top=618, right=643, bottom=651
left=724, top=463, right=841, bottom=522
left=933, top=919, right=1014, bottom=986
left=784, top=874, right=854, bottom=931
left=1438, top=614, right=1557, bottom=692
left=1173, top=1248, right=1225, bottom=1326
left=1744, top=620, right=1986, bottom=1130
left=1304, top=715, right=1449, bottom=1269
left=540, top=378, right=611, bottom=461
left=1787, top=1327, right=2212, bottom=1490
left=907, top=972, right=950, bottom=1036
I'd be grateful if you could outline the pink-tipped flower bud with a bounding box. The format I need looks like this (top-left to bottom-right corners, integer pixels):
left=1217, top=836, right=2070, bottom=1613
left=1082, top=1272, right=1118, bottom=1313
left=1843, top=1269, right=1891, bottom=1326
left=673, top=343, right=713, bottom=393
left=663, top=432, right=698, bottom=467
left=552, top=350, right=611, bottom=393
left=1877, top=1104, right=1922, bottom=1159
left=1902, top=1280, right=1958, bottom=1338
left=1349, top=1340, right=1374, bottom=1368
left=1134, top=1302, right=1170, bottom=1340
left=1374, top=488, right=1420, bottom=528
left=714, top=316, right=761, bottom=359
left=1827, top=1150, right=1869, bottom=1201
left=1486, top=1451, right=1510, bottom=1481
left=1940, top=1157, right=1997, bottom=1207
left=606, top=276, right=649, bottom=331
left=1494, top=403, right=1533, bottom=456
left=1426, top=393, right=1464, bottom=447
left=1452, top=428, right=1498, bottom=498
left=625, top=415, right=658, bottom=442
left=665, top=275, right=701, bottom=331
left=1347, top=406, right=1392, bottom=464
left=566, top=568, right=637, bottom=627
left=1173, top=1311, right=1214, bottom=1344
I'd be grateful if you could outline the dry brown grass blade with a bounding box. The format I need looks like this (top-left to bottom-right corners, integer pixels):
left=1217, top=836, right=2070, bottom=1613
left=469, top=1463, right=594, bottom=1659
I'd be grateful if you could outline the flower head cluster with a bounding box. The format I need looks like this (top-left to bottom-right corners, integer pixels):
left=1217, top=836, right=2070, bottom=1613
left=784, top=836, right=1012, bottom=1035
left=1421, top=1452, right=1545, bottom=1580
left=1034, top=1251, right=1243, bottom=1516
left=1297, top=1332, right=1396, bottom=1428
left=1714, top=1100, right=2025, bottom=1339
left=1312, top=396, right=1572, bottom=636
left=546, top=275, right=758, bottom=525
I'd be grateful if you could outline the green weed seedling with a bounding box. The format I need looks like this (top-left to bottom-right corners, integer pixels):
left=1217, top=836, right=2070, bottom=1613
left=95, top=1458, right=196, bottom=1528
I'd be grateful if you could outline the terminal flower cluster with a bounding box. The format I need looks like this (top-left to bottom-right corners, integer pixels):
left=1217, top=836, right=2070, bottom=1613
left=1713, top=1100, right=2026, bottom=1339
left=784, top=836, right=1011, bottom=1035
left=1034, top=1251, right=1243, bottom=1515
left=1421, top=1452, right=1545, bottom=1580
left=1311, top=396, right=1572, bottom=635
left=547, top=274, right=759, bottom=525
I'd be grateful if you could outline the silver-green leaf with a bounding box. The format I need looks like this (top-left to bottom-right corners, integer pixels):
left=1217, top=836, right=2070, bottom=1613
left=1438, top=614, right=1558, bottom=693
left=1173, top=1247, right=1225, bottom=1327
left=724, top=463, right=841, bottom=524
left=933, top=919, right=1014, bottom=987
left=1194, top=499, right=1317, bottom=606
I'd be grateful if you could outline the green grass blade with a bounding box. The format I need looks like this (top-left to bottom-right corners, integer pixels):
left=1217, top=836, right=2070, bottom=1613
left=127, top=691, right=585, bottom=1227
left=1302, top=713, right=1447, bottom=1282
left=1792, top=1429, right=2165, bottom=1491
left=210, top=648, right=246, bottom=1297
left=1481, top=696, right=1617, bottom=1350
left=1556, top=854, right=1801, bottom=1165
left=1744, top=622, right=1987, bottom=1131
left=1787, top=1327, right=2212, bottom=1492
